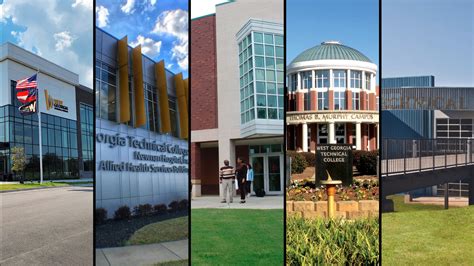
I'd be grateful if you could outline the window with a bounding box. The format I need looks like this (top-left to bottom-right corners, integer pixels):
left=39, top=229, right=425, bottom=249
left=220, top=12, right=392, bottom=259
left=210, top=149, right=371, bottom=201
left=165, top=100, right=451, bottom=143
left=318, top=124, right=328, bottom=144
left=96, top=60, right=117, bottom=122
left=350, top=70, right=362, bottom=89
left=301, top=71, right=312, bottom=89
left=333, top=70, right=346, bottom=88
left=79, top=103, right=93, bottom=172
left=335, top=123, right=345, bottom=144
left=290, top=74, right=297, bottom=92
left=169, top=97, right=180, bottom=138
left=366, top=73, right=371, bottom=90
left=334, top=91, right=346, bottom=110
left=436, top=118, right=473, bottom=139
left=144, top=82, right=160, bottom=133
left=304, top=93, right=310, bottom=111
left=315, top=70, right=329, bottom=88
left=318, top=91, right=329, bottom=110
left=239, top=31, right=284, bottom=124
left=352, top=92, right=360, bottom=110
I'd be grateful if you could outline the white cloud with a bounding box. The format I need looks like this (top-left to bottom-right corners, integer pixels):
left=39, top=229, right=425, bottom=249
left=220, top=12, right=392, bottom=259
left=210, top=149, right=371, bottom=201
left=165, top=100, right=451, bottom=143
left=96, top=5, right=109, bottom=28
left=130, top=35, right=162, bottom=57
left=72, top=0, right=92, bottom=10
left=152, top=9, right=188, bottom=70
left=1, top=0, right=93, bottom=88
left=121, top=0, right=136, bottom=14
left=150, top=0, right=157, bottom=5
left=53, top=31, right=75, bottom=51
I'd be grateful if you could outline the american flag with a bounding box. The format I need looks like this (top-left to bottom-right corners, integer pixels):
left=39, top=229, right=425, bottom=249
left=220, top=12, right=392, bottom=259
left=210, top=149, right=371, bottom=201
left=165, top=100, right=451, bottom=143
left=16, top=74, right=38, bottom=115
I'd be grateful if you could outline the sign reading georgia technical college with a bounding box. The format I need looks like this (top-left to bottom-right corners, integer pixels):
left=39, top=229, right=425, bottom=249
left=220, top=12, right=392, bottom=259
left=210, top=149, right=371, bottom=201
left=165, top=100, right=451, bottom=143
left=38, top=82, right=76, bottom=120
left=96, top=133, right=189, bottom=174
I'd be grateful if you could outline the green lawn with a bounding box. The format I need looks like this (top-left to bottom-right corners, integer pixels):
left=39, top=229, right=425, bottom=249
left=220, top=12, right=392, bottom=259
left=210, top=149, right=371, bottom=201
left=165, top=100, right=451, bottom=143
left=191, top=209, right=283, bottom=265
left=0, top=182, right=71, bottom=191
left=383, top=195, right=474, bottom=265
left=127, top=217, right=188, bottom=245
left=154, top=260, right=188, bottom=266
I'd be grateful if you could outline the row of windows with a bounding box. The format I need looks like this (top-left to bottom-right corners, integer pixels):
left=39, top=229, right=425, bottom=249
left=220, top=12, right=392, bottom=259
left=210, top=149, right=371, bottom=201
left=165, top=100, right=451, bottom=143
left=239, top=31, right=284, bottom=125
left=290, top=70, right=373, bottom=91
left=95, top=59, right=180, bottom=138
left=436, top=118, right=473, bottom=138
left=80, top=103, right=93, bottom=172
left=300, top=92, right=379, bottom=111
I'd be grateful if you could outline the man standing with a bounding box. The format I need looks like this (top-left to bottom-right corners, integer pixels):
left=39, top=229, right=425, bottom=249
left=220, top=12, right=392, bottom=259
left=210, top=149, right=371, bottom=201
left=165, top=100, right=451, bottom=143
left=220, top=160, right=235, bottom=203
left=235, top=157, right=248, bottom=203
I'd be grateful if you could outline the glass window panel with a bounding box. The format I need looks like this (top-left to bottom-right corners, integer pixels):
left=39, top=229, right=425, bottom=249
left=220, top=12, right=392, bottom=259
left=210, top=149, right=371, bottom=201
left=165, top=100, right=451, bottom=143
left=257, top=108, right=266, bottom=119
left=255, top=56, right=265, bottom=67
left=265, top=57, right=275, bottom=69
left=256, top=69, right=265, bottom=81
left=257, top=95, right=266, bottom=106
left=267, top=96, right=277, bottom=107
left=275, top=35, right=283, bottom=46
left=266, top=83, right=276, bottom=94
left=254, top=32, right=263, bottom=43
left=268, top=108, right=278, bottom=119
left=264, top=34, right=273, bottom=44
left=276, top=59, right=283, bottom=70
left=254, top=44, right=264, bottom=55
left=275, top=47, right=283, bottom=58
left=256, top=82, right=266, bottom=93
left=277, top=71, right=284, bottom=83
left=266, top=70, right=275, bottom=81
left=265, top=45, right=274, bottom=56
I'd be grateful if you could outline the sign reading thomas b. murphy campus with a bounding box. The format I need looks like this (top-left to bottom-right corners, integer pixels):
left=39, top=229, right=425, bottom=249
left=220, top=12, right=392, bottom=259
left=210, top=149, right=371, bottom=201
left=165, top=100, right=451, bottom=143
left=287, top=111, right=379, bottom=124
left=316, top=144, right=353, bottom=186
left=96, top=133, right=189, bottom=173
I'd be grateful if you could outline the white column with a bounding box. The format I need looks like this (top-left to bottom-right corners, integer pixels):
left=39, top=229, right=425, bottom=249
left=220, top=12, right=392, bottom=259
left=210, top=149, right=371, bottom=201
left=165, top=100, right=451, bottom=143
left=356, top=122, right=362, bottom=150
left=376, top=124, right=379, bottom=149
left=302, top=123, right=308, bottom=152
left=311, top=70, right=316, bottom=89
left=371, top=73, right=376, bottom=91
left=328, top=122, right=336, bottom=144
left=362, top=71, right=366, bottom=90
left=329, top=69, right=334, bottom=88
left=297, top=72, right=302, bottom=91
left=346, top=69, right=351, bottom=90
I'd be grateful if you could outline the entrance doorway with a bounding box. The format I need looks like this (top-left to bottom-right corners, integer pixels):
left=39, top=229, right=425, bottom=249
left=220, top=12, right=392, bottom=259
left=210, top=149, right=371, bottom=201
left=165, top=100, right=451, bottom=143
left=0, top=156, right=6, bottom=181
left=250, top=153, right=283, bottom=195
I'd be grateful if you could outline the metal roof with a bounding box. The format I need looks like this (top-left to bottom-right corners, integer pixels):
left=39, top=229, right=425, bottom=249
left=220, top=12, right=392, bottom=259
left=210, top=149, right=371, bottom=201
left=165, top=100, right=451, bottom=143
left=291, top=41, right=372, bottom=64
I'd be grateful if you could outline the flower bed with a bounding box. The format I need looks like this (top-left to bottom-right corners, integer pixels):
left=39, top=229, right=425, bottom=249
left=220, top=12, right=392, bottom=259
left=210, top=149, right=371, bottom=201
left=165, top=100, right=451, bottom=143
left=287, top=178, right=379, bottom=202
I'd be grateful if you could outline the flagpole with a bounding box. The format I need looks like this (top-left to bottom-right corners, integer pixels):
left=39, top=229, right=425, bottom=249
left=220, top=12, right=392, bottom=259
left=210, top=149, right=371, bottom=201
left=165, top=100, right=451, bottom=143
left=37, top=70, right=44, bottom=184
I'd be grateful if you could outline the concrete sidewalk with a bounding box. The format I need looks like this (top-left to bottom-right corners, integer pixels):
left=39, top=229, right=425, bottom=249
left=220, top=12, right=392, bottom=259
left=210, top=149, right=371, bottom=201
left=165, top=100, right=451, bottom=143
left=96, top=239, right=188, bottom=266
left=191, top=195, right=284, bottom=209
left=0, top=178, right=93, bottom=184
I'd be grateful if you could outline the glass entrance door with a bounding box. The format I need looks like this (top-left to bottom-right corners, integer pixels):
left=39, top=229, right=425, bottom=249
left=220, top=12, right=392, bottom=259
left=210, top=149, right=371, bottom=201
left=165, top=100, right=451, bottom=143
left=0, top=156, right=6, bottom=181
left=250, top=154, right=283, bottom=195
left=267, top=155, right=282, bottom=194
left=250, top=156, right=264, bottom=194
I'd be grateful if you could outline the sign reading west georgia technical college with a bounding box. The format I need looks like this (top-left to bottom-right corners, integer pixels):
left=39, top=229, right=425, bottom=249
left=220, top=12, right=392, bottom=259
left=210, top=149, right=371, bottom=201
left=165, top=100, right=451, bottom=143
left=287, top=111, right=379, bottom=124
left=96, top=133, right=189, bottom=173
left=316, top=144, right=353, bottom=186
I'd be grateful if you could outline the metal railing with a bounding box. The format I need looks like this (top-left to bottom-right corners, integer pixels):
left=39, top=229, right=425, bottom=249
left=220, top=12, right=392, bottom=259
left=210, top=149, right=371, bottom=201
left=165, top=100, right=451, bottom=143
left=381, top=138, right=474, bottom=176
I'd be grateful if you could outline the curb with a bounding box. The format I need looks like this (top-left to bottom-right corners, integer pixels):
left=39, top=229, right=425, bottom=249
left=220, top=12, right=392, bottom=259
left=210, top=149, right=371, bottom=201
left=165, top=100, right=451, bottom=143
left=0, top=184, right=92, bottom=193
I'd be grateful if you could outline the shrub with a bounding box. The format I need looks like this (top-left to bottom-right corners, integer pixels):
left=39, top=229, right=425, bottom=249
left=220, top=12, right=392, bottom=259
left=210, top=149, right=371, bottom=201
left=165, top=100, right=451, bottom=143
left=291, top=153, right=308, bottom=174
left=178, top=199, right=189, bottom=211
left=300, top=152, right=316, bottom=166
left=153, top=204, right=168, bottom=215
left=354, top=150, right=378, bottom=175
left=133, top=204, right=153, bottom=217
left=114, top=205, right=131, bottom=220
left=95, top=208, right=107, bottom=225
left=287, top=216, right=379, bottom=265
left=168, top=201, right=180, bottom=213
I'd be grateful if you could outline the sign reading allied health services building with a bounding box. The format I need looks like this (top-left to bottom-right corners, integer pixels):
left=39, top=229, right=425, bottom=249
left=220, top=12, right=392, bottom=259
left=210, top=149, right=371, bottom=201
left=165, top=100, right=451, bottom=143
left=96, top=133, right=188, bottom=173
left=316, top=144, right=353, bottom=185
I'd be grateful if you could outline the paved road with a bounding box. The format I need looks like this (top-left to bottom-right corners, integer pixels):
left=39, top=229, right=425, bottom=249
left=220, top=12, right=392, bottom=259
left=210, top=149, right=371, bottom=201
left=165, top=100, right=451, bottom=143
left=0, top=186, right=93, bottom=265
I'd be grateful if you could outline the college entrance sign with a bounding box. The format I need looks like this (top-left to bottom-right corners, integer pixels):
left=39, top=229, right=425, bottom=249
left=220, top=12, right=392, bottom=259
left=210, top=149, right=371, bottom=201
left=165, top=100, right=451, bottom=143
left=316, top=144, right=353, bottom=185
left=287, top=110, right=379, bottom=124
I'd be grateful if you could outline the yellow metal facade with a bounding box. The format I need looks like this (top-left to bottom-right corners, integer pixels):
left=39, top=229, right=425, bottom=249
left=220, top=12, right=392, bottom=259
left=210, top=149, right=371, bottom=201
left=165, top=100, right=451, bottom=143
left=132, top=45, right=146, bottom=128
left=174, top=73, right=188, bottom=139
left=155, top=60, right=172, bottom=133
left=117, top=36, right=131, bottom=123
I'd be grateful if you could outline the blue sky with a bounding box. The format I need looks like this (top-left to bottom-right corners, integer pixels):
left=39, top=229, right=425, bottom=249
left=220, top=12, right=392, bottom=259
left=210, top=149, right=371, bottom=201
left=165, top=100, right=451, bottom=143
left=96, top=0, right=188, bottom=78
left=191, top=0, right=228, bottom=19
left=383, top=0, right=473, bottom=86
left=0, top=0, right=93, bottom=88
left=287, top=0, right=379, bottom=74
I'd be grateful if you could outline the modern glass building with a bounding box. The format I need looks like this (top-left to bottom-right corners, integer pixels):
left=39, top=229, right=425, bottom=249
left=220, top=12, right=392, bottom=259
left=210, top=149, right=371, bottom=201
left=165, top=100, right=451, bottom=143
left=95, top=28, right=188, bottom=216
left=287, top=41, right=379, bottom=152
left=191, top=0, right=284, bottom=196
left=0, top=42, right=93, bottom=181
left=382, top=75, right=435, bottom=88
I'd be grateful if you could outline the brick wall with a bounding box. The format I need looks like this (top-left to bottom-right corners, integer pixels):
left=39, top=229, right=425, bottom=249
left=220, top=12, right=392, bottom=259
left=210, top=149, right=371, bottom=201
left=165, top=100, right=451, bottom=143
left=287, top=200, right=379, bottom=219
left=190, top=15, right=218, bottom=130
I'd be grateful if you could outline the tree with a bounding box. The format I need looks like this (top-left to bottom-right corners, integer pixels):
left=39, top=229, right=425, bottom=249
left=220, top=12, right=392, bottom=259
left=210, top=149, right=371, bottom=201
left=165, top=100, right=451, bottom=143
left=11, top=146, right=27, bottom=183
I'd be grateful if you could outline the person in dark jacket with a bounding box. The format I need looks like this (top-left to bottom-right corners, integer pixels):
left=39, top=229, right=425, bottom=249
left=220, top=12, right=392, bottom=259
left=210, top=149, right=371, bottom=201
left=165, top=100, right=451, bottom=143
left=235, top=157, right=248, bottom=203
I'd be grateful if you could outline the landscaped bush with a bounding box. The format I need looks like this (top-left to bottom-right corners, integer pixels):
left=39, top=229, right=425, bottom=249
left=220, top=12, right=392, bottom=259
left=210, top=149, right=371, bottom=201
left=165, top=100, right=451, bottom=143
left=287, top=216, right=379, bottom=265
left=353, top=150, right=378, bottom=175
left=95, top=208, right=107, bottom=225
left=300, top=152, right=316, bottom=166
left=114, top=205, right=131, bottom=220
left=178, top=199, right=188, bottom=211
left=290, top=153, right=308, bottom=174
left=153, top=204, right=168, bottom=215
left=133, top=204, right=153, bottom=217
left=168, top=201, right=180, bottom=213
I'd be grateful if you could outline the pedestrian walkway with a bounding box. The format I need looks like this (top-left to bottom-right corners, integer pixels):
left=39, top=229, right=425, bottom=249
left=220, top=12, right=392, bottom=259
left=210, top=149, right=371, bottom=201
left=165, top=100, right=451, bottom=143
left=96, top=239, right=188, bottom=266
left=191, top=195, right=284, bottom=209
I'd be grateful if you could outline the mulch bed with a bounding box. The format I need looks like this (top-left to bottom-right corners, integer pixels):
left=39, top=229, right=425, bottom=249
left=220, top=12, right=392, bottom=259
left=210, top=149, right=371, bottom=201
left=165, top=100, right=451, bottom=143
left=96, top=210, right=188, bottom=248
